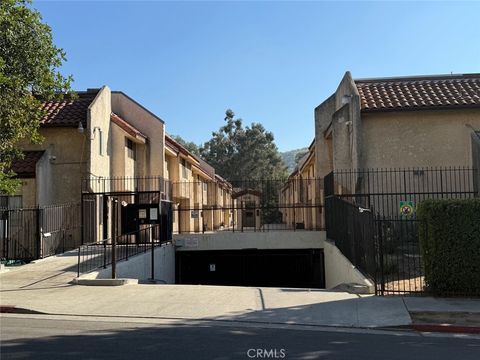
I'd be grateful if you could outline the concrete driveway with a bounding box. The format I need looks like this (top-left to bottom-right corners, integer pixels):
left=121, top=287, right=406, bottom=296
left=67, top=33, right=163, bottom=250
left=0, top=252, right=413, bottom=328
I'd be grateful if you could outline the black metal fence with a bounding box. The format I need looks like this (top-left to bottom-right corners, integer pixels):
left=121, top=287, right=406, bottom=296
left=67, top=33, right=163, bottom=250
left=77, top=224, right=168, bottom=276
left=82, top=176, right=171, bottom=198
left=325, top=166, right=478, bottom=295
left=0, top=203, right=82, bottom=262
left=170, top=179, right=324, bottom=233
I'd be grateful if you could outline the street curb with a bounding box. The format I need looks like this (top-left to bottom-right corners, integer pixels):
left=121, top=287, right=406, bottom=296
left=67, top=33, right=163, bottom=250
left=413, top=324, right=480, bottom=334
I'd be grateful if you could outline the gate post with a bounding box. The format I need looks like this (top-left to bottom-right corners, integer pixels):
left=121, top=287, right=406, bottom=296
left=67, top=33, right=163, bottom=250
left=377, top=215, right=385, bottom=296
left=2, top=210, right=8, bottom=260
left=80, top=193, right=84, bottom=245
left=111, top=198, right=117, bottom=279
left=36, top=206, right=42, bottom=259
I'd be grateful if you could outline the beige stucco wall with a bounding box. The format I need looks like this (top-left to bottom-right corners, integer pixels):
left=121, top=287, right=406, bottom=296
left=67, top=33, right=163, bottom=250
left=111, top=123, right=126, bottom=177
left=87, top=86, right=112, bottom=182
left=174, top=231, right=326, bottom=251
left=315, top=72, right=362, bottom=177
left=16, top=178, right=36, bottom=207
left=315, top=72, right=480, bottom=173
left=35, top=151, right=53, bottom=206
left=315, top=94, right=337, bottom=179
left=111, top=92, right=165, bottom=177
left=19, top=127, right=87, bottom=205
left=362, top=109, right=480, bottom=168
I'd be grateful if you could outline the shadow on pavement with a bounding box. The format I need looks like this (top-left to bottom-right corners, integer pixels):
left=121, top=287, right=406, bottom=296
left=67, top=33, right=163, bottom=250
left=2, top=317, right=480, bottom=360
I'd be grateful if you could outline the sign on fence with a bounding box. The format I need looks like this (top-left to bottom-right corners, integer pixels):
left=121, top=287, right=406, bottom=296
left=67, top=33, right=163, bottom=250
left=399, top=201, right=416, bottom=219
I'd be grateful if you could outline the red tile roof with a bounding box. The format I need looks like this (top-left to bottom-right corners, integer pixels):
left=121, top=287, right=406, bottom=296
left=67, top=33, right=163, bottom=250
left=40, top=90, right=99, bottom=127
left=355, top=74, right=480, bottom=112
left=165, top=135, right=217, bottom=180
left=111, top=113, right=147, bottom=140
left=11, top=151, right=45, bottom=178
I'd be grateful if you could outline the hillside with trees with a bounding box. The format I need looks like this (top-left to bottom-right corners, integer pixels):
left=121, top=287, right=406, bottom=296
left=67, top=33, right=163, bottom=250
left=279, top=148, right=309, bottom=173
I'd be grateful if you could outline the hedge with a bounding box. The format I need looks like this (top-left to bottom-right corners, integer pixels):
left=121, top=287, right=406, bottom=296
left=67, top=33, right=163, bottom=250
left=417, top=199, right=480, bottom=296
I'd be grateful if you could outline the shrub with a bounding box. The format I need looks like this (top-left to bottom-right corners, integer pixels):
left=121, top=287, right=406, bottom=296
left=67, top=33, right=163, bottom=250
left=417, top=199, right=480, bottom=295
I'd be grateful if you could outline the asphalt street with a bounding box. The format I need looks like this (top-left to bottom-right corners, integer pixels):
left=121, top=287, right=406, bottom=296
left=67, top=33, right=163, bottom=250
left=1, top=316, right=479, bottom=360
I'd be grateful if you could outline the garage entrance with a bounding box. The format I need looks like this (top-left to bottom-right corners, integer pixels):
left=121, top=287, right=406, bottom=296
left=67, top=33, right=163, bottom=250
left=176, top=249, right=325, bottom=289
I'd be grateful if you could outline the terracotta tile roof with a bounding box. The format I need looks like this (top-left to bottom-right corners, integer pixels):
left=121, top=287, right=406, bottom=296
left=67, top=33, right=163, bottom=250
left=165, top=134, right=217, bottom=180
left=111, top=113, right=147, bottom=140
left=40, top=90, right=99, bottom=127
left=11, top=151, right=45, bottom=178
left=355, top=74, right=480, bottom=112
left=197, top=157, right=215, bottom=180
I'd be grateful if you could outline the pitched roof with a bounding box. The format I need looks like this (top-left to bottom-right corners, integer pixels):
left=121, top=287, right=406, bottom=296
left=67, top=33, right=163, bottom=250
left=355, top=74, right=480, bottom=112
left=165, top=134, right=217, bottom=180
left=111, top=113, right=147, bottom=141
left=40, top=90, right=100, bottom=127
left=232, top=188, right=262, bottom=199
left=11, top=151, right=45, bottom=178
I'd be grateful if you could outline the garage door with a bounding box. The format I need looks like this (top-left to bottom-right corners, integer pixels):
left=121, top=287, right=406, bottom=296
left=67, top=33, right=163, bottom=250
left=176, top=249, right=325, bottom=289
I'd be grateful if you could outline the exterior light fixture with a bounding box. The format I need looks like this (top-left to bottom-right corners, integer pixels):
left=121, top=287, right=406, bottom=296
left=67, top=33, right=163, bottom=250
left=77, top=121, right=84, bottom=133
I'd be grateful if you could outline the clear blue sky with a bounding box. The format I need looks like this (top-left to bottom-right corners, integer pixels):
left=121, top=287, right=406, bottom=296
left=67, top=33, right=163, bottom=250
left=34, top=0, right=479, bottom=152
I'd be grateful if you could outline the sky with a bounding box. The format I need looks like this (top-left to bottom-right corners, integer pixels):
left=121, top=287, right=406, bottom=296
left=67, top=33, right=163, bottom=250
left=33, top=0, right=480, bottom=152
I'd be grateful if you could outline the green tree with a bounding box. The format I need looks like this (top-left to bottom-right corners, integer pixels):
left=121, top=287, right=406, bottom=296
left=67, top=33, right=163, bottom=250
left=0, top=0, right=73, bottom=194
left=171, top=135, right=201, bottom=157
left=201, top=110, right=288, bottom=225
left=200, top=109, right=288, bottom=181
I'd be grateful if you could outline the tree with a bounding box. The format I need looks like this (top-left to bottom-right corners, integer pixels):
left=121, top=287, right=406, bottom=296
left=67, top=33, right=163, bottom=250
left=201, top=110, right=288, bottom=225
left=0, top=0, right=73, bottom=194
left=200, top=109, right=288, bottom=181
left=171, top=135, right=201, bottom=157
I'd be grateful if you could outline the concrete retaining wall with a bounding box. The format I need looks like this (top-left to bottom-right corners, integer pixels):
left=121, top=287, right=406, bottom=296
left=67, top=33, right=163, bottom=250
left=323, top=239, right=374, bottom=292
left=79, top=233, right=373, bottom=292
left=174, top=231, right=373, bottom=292
left=174, top=231, right=325, bottom=251
left=81, top=243, right=175, bottom=283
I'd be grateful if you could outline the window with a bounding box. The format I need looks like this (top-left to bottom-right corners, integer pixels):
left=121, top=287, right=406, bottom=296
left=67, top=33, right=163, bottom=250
left=203, top=182, right=208, bottom=192
left=181, top=158, right=187, bottom=179
left=126, top=138, right=136, bottom=160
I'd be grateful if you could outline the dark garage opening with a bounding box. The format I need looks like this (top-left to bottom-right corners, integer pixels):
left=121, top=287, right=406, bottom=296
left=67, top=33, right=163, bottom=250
left=176, top=249, right=325, bottom=289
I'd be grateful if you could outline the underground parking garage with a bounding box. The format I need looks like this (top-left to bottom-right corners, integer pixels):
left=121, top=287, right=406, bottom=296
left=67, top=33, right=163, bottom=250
left=176, top=249, right=325, bottom=289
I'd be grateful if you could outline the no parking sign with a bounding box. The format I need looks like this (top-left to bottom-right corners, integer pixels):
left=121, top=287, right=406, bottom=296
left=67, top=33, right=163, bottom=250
left=399, top=201, right=415, bottom=219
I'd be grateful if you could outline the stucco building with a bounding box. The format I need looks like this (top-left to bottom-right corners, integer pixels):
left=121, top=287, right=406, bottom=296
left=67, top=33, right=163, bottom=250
left=315, top=72, right=480, bottom=192
left=280, top=141, right=323, bottom=230
left=8, top=86, right=167, bottom=208
left=165, top=135, right=236, bottom=234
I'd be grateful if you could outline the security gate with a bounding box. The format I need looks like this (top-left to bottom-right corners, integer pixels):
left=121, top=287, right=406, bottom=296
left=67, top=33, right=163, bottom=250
left=324, top=167, right=477, bottom=295
left=0, top=203, right=81, bottom=262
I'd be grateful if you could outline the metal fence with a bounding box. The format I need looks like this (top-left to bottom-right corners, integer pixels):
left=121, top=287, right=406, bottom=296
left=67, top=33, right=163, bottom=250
left=77, top=224, right=167, bottom=276
left=0, top=203, right=81, bottom=262
left=82, top=176, right=172, bottom=198
left=325, top=166, right=478, bottom=295
left=170, top=179, right=324, bottom=233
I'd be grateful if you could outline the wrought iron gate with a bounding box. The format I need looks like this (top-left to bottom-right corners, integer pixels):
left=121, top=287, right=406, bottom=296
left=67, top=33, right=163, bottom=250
left=324, top=167, right=477, bottom=295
